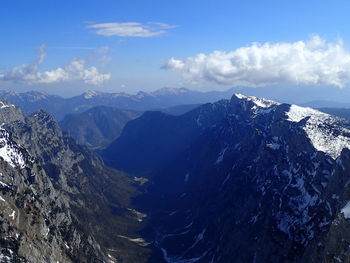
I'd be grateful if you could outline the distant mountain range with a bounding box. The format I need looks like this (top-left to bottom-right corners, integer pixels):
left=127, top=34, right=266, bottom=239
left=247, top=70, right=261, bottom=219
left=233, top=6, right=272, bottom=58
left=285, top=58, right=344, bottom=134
left=0, top=88, right=235, bottom=121
left=302, top=100, right=350, bottom=108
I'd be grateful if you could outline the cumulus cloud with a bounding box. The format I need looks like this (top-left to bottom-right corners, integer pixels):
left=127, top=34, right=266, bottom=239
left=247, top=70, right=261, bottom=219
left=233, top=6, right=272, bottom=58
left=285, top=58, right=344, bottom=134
left=0, top=45, right=111, bottom=85
left=87, top=22, right=177, bottom=37
left=164, top=35, right=350, bottom=88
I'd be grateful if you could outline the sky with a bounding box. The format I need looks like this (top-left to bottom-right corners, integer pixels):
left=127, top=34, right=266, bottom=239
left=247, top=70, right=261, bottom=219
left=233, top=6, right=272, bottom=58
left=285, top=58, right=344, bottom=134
left=2, top=0, right=350, bottom=102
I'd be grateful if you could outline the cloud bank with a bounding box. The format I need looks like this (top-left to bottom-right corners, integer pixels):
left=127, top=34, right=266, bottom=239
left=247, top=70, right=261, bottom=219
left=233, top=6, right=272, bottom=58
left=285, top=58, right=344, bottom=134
left=0, top=45, right=110, bottom=85
left=164, top=36, right=350, bottom=88
left=87, top=22, right=177, bottom=37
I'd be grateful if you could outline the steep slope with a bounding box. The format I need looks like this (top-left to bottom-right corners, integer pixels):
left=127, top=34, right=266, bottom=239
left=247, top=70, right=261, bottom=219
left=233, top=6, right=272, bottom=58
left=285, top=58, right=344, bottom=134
left=0, top=101, right=151, bottom=262
left=59, top=106, right=140, bottom=149
left=103, top=94, right=350, bottom=263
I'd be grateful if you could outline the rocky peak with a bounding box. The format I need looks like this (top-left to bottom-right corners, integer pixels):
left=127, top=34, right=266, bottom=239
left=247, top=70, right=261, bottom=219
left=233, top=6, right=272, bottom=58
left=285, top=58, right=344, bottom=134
left=0, top=100, right=24, bottom=124
left=0, top=104, right=150, bottom=262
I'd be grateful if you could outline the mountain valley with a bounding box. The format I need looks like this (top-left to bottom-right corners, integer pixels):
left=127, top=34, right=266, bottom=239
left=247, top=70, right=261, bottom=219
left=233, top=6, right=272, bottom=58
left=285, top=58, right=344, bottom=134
left=2, top=92, right=350, bottom=262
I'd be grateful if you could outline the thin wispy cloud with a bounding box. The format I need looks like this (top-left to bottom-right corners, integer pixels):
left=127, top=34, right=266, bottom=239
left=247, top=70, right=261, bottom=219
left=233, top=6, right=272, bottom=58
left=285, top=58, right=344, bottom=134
left=0, top=44, right=111, bottom=85
left=164, top=35, right=350, bottom=88
left=50, top=46, right=97, bottom=50
left=87, top=22, right=178, bottom=37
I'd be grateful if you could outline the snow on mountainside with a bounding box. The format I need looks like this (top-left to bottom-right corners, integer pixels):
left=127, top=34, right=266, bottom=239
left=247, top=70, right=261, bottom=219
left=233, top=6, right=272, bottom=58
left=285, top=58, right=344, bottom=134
left=0, top=100, right=151, bottom=263
left=0, top=129, right=27, bottom=168
left=104, top=93, right=350, bottom=263
left=286, top=104, right=350, bottom=159
left=235, top=93, right=280, bottom=108
left=234, top=94, right=350, bottom=159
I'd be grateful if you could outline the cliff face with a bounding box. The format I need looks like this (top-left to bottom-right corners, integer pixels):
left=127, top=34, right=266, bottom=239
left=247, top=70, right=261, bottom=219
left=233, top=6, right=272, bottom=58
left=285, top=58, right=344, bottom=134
left=0, top=101, right=150, bottom=263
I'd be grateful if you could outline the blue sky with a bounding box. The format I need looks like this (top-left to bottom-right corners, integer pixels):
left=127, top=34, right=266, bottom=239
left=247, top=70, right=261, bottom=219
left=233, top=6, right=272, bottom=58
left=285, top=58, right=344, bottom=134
left=2, top=0, right=350, bottom=101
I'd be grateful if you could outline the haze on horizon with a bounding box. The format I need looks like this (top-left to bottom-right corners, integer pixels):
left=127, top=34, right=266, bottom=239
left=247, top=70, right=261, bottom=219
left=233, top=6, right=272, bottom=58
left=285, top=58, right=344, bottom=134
left=2, top=0, right=350, bottom=104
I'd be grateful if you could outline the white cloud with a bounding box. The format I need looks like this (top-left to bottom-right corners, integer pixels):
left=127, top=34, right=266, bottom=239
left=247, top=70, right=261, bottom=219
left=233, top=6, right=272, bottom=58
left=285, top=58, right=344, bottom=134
left=87, top=22, right=177, bottom=37
left=164, top=35, right=350, bottom=88
left=37, top=43, right=47, bottom=64
left=0, top=45, right=111, bottom=85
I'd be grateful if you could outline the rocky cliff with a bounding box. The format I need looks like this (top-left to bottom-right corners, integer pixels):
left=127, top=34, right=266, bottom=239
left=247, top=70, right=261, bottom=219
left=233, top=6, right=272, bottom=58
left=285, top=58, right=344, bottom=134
left=0, top=100, right=150, bottom=262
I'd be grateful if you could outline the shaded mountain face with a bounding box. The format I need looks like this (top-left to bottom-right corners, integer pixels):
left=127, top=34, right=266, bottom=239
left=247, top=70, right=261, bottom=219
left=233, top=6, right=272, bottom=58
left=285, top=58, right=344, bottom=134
left=103, top=94, right=350, bottom=263
left=0, top=88, right=234, bottom=121
left=59, top=106, right=140, bottom=149
left=0, top=101, right=151, bottom=262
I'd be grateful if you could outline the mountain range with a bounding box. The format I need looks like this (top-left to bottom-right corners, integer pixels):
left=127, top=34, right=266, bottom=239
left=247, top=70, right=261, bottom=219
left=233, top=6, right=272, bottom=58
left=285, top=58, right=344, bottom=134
left=0, top=88, right=235, bottom=121
left=3, top=91, right=350, bottom=262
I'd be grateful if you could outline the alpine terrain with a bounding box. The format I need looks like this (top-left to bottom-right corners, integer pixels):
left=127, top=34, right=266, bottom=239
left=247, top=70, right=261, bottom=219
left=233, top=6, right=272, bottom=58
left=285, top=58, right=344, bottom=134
left=0, top=100, right=152, bottom=262
left=103, top=93, right=350, bottom=263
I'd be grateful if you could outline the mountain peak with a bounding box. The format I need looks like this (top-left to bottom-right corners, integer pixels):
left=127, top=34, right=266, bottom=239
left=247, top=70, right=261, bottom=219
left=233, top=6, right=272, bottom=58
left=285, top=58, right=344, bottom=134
left=151, top=87, right=191, bottom=96
left=232, top=93, right=281, bottom=108
left=83, top=90, right=101, bottom=99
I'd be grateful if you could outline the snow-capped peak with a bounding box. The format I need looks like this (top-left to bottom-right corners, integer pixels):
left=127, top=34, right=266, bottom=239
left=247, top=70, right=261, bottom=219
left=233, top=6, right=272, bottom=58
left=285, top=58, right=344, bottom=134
left=234, top=93, right=280, bottom=108
left=286, top=104, right=350, bottom=159
left=151, top=87, right=190, bottom=96
left=286, top=104, right=328, bottom=122
left=83, top=90, right=100, bottom=99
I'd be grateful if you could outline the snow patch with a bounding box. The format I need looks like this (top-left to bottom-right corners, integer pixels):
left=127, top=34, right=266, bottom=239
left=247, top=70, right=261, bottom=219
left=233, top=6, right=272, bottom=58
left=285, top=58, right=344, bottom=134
left=127, top=208, right=147, bottom=222
left=286, top=104, right=350, bottom=159
left=341, top=201, right=350, bottom=218
left=117, top=235, right=150, bottom=247
left=0, top=129, right=26, bottom=168
left=0, top=101, right=9, bottom=109
left=0, top=180, right=9, bottom=188
left=266, top=143, right=281, bottom=150
left=215, top=146, right=228, bottom=164
left=234, top=94, right=280, bottom=108
left=83, top=90, right=99, bottom=99
left=9, top=210, right=15, bottom=220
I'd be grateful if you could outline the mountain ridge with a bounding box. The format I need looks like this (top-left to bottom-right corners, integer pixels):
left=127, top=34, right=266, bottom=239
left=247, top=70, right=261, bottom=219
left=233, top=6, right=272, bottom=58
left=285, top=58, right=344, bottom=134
left=102, top=93, right=350, bottom=262
left=0, top=88, right=236, bottom=121
left=0, top=100, right=151, bottom=262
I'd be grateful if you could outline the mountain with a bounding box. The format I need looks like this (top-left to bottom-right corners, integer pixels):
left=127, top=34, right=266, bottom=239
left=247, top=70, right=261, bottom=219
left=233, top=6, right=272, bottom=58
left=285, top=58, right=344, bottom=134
left=102, top=94, right=350, bottom=262
left=317, top=107, right=350, bottom=120
left=0, top=101, right=151, bottom=262
left=59, top=106, right=140, bottom=149
left=59, top=103, right=202, bottom=150
left=0, top=88, right=235, bottom=121
left=156, top=104, right=202, bottom=116
left=302, top=100, right=350, bottom=108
